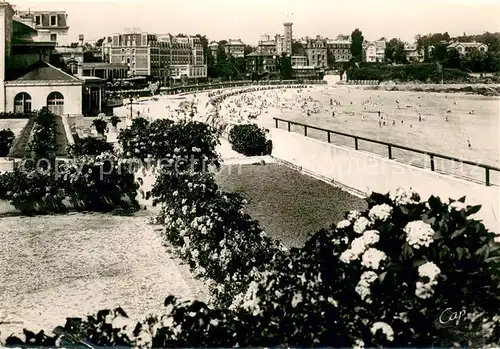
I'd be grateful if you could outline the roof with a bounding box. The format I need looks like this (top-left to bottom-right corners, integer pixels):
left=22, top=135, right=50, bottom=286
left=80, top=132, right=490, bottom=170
left=448, top=41, right=487, bottom=48
left=246, top=52, right=275, bottom=57
left=82, top=62, right=128, bottom=69
left=16, top=11, right=68, bottom=29
left=7, top=60, right=81, bottom=83
left=227, top=39, right=245, bottom=46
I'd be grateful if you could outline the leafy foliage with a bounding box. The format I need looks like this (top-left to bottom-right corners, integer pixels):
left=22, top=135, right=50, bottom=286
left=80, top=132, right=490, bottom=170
left=351, top=29, right=364, bottom=62
left=26, top=107, right=58, bottom=161
left=0, top=153, right=140, bottom=215
left=110, top=115, right=122, bottom=127
left=68, top=137, right=115, bottom=157
left=228, top=124, right=271, bottom=156
left=0, top=128, right=15, bottom=157
left=92, top=117, right=108, bottom=135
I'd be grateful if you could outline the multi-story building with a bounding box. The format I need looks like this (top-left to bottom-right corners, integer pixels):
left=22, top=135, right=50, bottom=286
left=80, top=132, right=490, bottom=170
left=258, top=34, right=277, bottom=55
left=447, top=41, right=488, bottom=56
left=291, top=55, right=308, bottom=67
left=364, top=40, right=386, bottom=62
left=305, top=36, right=327, bottom=68
left=109, top=32, right=207, bottom=84
left=283, top=22, right=293, bottom=55
left=246, top=52, right=278, bottom=75
left=225, top=39, right=245, bottom=58
left=404, top=43, right=424, bottom=62
left=275, top=34, right=285, bottom=55
left=326, top=35, right=352, bottom=62
left=209, top=41, right=219, bottom=63
left=0, top=1, right=105, bottom=116
left=15, top=9, right=69, bottom=45
left=82, top=62, right=129, bottom=80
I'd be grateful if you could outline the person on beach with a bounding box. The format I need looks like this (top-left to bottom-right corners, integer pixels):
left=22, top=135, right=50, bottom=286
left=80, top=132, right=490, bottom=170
left=467, top=138, right=472, bottom=149
left=418, top=114, right=422, bottom=122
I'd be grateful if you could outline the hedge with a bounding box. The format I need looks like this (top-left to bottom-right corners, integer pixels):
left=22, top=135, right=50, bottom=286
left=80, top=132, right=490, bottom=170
left=3, top=118, right=499, bottom=348
left=228, top=124, right=272, bottom=156
left=347, top=63, right=470, bottom=83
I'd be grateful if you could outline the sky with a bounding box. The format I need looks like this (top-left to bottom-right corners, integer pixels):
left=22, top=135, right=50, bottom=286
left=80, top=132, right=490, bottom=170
left=10, top=0, right=500, bottom=45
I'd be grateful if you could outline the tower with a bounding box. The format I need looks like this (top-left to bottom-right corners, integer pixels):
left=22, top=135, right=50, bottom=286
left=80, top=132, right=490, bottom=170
left=283, top=22, right=293, bottom=55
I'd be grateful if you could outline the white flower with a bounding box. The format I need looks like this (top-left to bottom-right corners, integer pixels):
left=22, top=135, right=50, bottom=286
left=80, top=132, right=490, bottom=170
left=418, top=261, right=441, bottom=281
left=404, top=220, right=435, bottom=249
left=336, top=219, right=351, bottom=229
left=259, top=231, right=267, bottom=238
left=353, top=217, right=371, bottom=234
left=291, top=291, right=303, bottom=308
left=449, top=200, right=467, bottom=212
left=371, top=321, right=395, bottom=342
left=347, top=210, right=361, bottom=221
left=362, top=230, right=380, bottom=246
left=172, top=190, right=179, bottom=197
left=191, top=249, right=199, bottom=258
left=353, top=338, right=365, bottom=349
left=361, top=248, right=387, bottom=270
left=390, top=186, right=420, bottom=206
left=339, top=249, right=357, bottom=264
left=351, top=237, right=367, bottom=257
left=181, top=205, right=188, bottom=215
left=368, top=204, right=393, bottom=222
left=415, top=281, right=435, bottom=299
left=355, top=271, right=378, bottom=302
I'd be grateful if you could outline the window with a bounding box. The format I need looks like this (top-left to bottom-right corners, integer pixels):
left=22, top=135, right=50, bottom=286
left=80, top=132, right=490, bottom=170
left=47, top=92, right=64, bottom=115
left=50, top=33, right=57, bottom=42
left=35, top=15, right=41, bottom=26
left=14, top=92, right=32, bottom=113
left=50, top=15, right=57, bottom=26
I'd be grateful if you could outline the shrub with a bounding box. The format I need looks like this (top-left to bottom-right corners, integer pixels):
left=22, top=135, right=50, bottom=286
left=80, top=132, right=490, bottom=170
left=110, top=115, right=122, bottom=127
left=26, top=107, right=58, bottom=160
left=68, top=137, right=115, bottom=157
left=228, top=124, right=271, bottom=156
left=93, top=118, right=108, bottom=135
left=0, top=153, right=140, bottom=215
left=0, top=128, right=15, bottom=157
left=0, top=111, right=36, bottom=119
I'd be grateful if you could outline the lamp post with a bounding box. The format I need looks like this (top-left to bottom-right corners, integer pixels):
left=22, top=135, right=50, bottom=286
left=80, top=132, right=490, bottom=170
left=129, top=96, right=133, bottom=119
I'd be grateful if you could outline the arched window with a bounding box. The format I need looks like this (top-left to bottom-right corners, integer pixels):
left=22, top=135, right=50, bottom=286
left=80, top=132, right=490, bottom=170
left=47, top=92, right=64, bottom=115
left=14, top=92, right=32, bottom=113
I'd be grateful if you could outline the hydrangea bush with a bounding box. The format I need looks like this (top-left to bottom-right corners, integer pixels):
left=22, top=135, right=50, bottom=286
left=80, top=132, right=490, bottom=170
left=68, top=137, right=115, bottom=157
left=5, top=115, right=500, bottom=348
left=0, top=153, right=140, bottom=215
left=228, top=123, right=272, bottom=156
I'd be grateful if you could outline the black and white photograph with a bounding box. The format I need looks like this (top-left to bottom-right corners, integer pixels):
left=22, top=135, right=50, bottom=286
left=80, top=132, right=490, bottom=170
left=0, top=0, right=499, bottom=347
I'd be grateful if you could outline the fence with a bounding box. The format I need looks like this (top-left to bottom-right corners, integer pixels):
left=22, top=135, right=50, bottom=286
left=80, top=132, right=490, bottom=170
left=346, top=80, right=380, bottom=85
left=273, top=117, right=500, bottom=187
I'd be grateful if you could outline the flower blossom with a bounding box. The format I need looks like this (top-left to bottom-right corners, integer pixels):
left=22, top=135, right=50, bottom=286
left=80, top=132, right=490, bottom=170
left=353, top=217, right=371, bottom=234
left=336, top=219, right=351, bottom=229
left=355, top=271, right=378, bottom=302
left=371, top=321, right=395, bottom=342
left=368, top=204, right=393, bottom=222
left=361, top=230, right=380, bottom=246
left=449, top=200, right=467, bottom=212
left=404, top=220, right=435, bottom=249
left=361, top=248, right=387, bottom=270
left=415, top=262, right=441, bottom=299
left=390, top=187, right=420, bottom=206
left=347, top=210, right=361, bottom=221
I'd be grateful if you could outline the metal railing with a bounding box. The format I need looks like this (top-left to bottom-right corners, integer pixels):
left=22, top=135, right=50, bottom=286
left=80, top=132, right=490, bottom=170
left=273, top=117, right=500, bottom=187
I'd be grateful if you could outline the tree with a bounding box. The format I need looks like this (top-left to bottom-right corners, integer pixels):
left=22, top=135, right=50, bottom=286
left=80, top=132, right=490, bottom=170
left=431, top=43, right=448, bottom=62
left=385, top=38, right=407, bottom=64
left=327, top=50, right=335, bottom=68
left=278, top=53, right=293, bottom=79
left=244, top=45, right=254, bottom=56
left=350, top=29, right=364, bottom=62
left=292, top=41, right=305, bottom=56
left=95, top=37, right=106, bottom=47
left=444, top=48, right=461, bottom=69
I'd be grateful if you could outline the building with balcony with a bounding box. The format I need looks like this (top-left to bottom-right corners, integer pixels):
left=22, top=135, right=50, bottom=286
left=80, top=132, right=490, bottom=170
left=14, top=9, right=69, bottom=45
left=82, top=62, right=129, bottom=80
left=225, top=39, right=245, bottom=58
left=109, top=32, right=206, bottom=84
left=283, top=22, right=293, bottom=55
left=305, top=37, right=327, bottom=68
left=245, top=52, right=278, bottom=75
left=447, top=41, right=488, bottom=56
left=326, top=36, right=352, bottom=62
left=364, top=40, right=386, bottom=62
left=258, top=35, right=277, bottom=55
left=0, top=1, right=105, bottom=116
left=404, top=43, right=424, bottom=62
left=291, top=55, right=308, bottom=67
